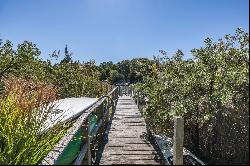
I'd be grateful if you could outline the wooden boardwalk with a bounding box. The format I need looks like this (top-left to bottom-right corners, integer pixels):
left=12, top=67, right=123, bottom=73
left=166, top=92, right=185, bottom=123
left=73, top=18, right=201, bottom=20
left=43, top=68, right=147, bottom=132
left=95, top=95, right=164, bottom=165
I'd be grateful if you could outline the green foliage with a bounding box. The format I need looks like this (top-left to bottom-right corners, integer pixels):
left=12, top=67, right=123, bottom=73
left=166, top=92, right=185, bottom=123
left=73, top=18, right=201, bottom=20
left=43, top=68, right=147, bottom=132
left=108, top=70, right=124, bottom=84
left=0, top=40, right=47, bottom=82
left=0, top=42, right=112, bottom=164
left=99, top=58, right=157, bottom=84
left=99, top=61, right=117, bottom=81
left=0, top=93, right=69, bottom=165
left=51, top=59, right=104, bottom=98
left=136, top=28, right=249, bottom=165
left=117, top=60, right=130, bottom=81
left=0, top=43, right=112, bottom=98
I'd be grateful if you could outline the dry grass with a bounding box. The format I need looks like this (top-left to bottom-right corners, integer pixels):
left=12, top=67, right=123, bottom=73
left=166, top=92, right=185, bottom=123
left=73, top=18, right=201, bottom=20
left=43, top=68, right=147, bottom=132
left=0, top=76, right=69, bottom=165
left=2, top=75, right=59, bottom=110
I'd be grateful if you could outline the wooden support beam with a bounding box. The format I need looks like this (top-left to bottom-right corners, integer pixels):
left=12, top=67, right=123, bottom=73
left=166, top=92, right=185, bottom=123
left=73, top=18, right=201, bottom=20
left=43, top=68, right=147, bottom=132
left=106, top=98, right=110, bottom=122
left=131, top=86, right=134, bottom=97
left=74, top=121, right=88, bottom=165
left=119, top=86, right=122, bottom=96
left=173, top=116, right=184, bottom=165
left=137, top=92, right=139, bottom=108
left=87, top=116, right=92, bottom=165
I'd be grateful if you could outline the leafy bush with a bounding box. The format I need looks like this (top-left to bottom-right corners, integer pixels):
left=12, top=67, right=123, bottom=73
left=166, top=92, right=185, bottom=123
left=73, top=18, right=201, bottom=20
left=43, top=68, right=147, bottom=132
left=137, top=28, right=249, bottom=165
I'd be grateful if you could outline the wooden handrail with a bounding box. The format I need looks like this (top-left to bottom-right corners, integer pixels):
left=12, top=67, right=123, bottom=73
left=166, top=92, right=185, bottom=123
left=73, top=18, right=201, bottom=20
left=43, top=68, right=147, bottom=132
left=41, top=87, right=119, bottom=165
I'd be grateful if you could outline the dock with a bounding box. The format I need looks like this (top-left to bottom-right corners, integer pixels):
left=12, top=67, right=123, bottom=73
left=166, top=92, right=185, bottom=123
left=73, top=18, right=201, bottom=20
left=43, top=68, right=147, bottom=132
left=95, top=95, right=164, bottom=165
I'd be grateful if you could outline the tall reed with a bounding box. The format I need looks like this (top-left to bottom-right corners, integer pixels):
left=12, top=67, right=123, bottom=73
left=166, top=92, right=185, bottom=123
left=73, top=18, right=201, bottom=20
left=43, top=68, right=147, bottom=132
left=0, top=76, right=69, bottom=164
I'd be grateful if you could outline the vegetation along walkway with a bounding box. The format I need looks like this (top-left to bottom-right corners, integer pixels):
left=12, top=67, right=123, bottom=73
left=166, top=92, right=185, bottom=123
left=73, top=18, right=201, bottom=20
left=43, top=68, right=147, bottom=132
left=95, top=95, right=165, bottom=165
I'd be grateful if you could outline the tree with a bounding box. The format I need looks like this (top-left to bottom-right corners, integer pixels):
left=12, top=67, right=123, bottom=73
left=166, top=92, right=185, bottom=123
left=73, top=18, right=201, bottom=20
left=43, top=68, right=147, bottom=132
left=108, top=70, right=124, bottom=84
left=117, top=60, right=130, bottom=82
left=99, top=61, right=116, bottom=81
left=61, top=45, right=72, bottom=64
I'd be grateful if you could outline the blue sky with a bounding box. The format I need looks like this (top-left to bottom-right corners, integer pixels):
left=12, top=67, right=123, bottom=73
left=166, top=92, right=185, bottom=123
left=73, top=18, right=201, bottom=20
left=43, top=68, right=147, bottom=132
left=0, top=0, right=249, bottom=64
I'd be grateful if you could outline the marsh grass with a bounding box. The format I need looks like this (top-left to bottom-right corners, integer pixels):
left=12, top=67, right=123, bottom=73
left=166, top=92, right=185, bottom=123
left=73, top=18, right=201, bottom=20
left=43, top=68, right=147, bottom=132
left=0, top=77, right=70, bottom=165
left=0, top=93, right=71, bottom=165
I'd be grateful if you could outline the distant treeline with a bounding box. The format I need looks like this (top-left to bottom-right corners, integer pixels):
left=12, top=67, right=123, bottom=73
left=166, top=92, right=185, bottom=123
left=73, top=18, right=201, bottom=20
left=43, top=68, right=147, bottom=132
left=0, top=40, right=158, bottom=98
left=98, top=58, right=159, bottom=84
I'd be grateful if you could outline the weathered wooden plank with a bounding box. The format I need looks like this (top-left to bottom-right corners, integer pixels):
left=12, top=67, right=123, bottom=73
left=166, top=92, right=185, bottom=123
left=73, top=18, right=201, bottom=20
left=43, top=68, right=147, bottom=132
left=96, top=96, right=164, bottom=165
left=105, top=140, right=152, bottom=145
left=100, top=159, right=162, bottom=165
left=100, top=149, right=157, bottom=155
left=101, top=155, right=159, bottom=162
left=107, top=132, right=149, bottom=137
left=104, top=146, right=157, bottom=151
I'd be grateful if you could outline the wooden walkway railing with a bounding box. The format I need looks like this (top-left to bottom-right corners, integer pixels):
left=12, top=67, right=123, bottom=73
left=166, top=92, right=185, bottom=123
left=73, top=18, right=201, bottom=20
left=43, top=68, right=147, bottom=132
left=41, top=87, right=119, bottom=165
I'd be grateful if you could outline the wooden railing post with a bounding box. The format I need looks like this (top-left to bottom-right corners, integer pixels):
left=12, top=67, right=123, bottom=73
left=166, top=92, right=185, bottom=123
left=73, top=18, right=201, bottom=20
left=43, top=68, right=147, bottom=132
left=129, top=85, right=132, bottom=96
left=126, top=85, right=128, bottom=96
left=87, top=116, right=92, bottom=165
left=137, top=91, right=139, bottom=108
left=173, top=116, right=184, bottom=165
left=125, top=85, right=127, bottom=95
left=127, top=85, right=129, bottom=95
left=119, top=86, right=122, bottom=96
left=112, top=93, right=115, bottom=114
left=128, top=85, right=130, bottom=96
left=130, top=86, right=131, bottom=96
left=116, top=89, right=119, bottom=99
left=106, top=97, right=110, bottom=121
left=80, top=121, right=88, bottom=165
left=131, top=86, right=133, bottom=96
left=131, top=86, right=133, bottom=97
left=116, top=87, right=119, bottom=102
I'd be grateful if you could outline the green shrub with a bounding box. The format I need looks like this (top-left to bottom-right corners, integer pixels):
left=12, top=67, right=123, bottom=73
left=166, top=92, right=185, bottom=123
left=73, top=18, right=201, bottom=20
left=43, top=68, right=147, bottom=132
left=137, top=28, right=249, bottom=165
left=0, top=93, right=68, bottom=165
